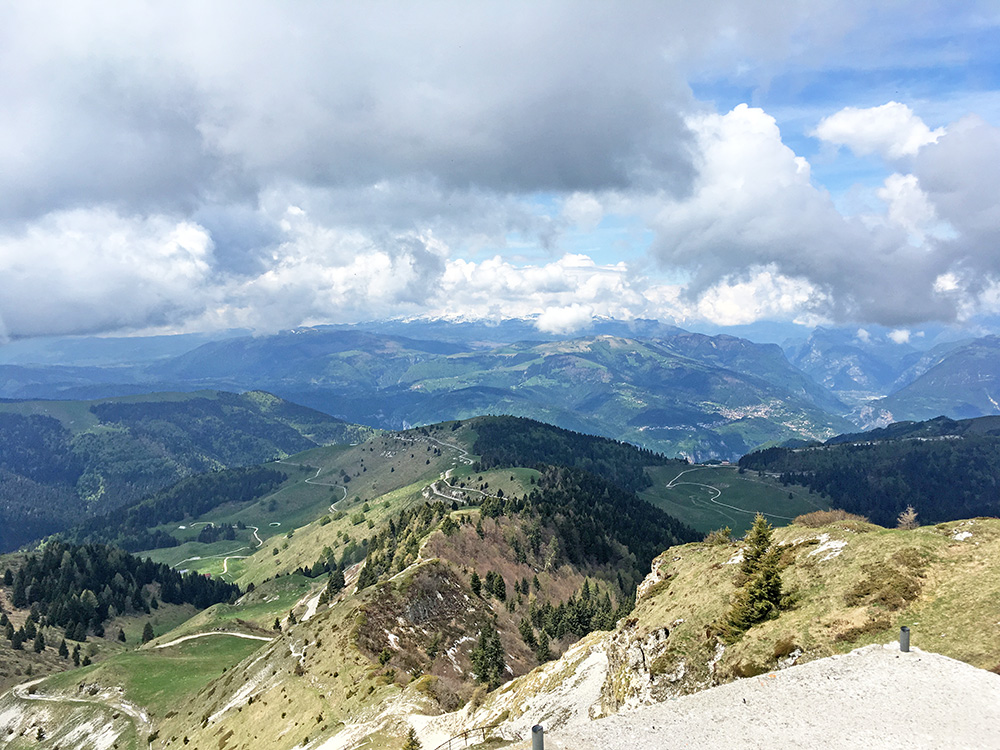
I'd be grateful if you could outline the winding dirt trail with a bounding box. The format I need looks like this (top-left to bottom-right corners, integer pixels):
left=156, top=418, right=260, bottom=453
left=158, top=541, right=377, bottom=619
left=152, top=631, right=273, bottom=649
left=664, top=467, right=797, bottom=522
left=11, top=676, right=154, bottom=748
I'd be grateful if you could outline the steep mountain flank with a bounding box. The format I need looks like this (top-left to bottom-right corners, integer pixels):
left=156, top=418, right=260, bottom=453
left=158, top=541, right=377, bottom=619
left=865, top=335, right=1000, bottom=426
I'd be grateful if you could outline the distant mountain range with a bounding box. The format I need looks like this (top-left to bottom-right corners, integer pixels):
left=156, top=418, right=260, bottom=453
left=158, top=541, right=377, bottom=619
left=0, top=319, right=998, bottom=459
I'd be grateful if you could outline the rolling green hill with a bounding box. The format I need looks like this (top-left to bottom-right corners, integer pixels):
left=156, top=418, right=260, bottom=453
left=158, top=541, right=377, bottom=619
left=156, top=331, right=851, bottom=461
left=0, top=326, right=854, bottom=462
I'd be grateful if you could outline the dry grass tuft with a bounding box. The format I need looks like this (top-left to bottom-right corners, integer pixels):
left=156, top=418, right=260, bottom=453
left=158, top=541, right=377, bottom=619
left=793, top=509, right=869, bottom=527
left=772, top=636, right=799, bottom=660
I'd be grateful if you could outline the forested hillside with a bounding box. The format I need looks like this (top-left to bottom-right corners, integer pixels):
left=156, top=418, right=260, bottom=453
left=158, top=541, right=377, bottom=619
left=64, top=465, right=287, bottom=552
left=469, top=415, right=684, bottom=493
left=0, top=390, right=372, bottom=551
left=740, top=415, right=1000, bottom=526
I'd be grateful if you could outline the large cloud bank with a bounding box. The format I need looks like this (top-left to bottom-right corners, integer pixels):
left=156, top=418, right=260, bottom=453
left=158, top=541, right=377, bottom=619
left=0, top=1, right=998, bottom=339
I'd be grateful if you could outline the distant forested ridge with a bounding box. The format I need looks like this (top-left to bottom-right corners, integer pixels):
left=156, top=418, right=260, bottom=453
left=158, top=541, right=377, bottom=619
left=64, top=465, right=287, bottom=551
left=470, top=415, right=685, bottom=494
left=0, top=390, right=368, bottom=552
left=740, top=416, right=1000, bottom=526
left=2, top=541, right=239, bottom=642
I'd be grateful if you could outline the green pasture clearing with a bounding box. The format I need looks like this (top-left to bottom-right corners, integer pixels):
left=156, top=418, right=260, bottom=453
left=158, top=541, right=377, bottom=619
left=640, top=464, right=827, bottom=535
left=159, top=574, right=312, bottom=638
left=40, top=634, right=264, bottom=718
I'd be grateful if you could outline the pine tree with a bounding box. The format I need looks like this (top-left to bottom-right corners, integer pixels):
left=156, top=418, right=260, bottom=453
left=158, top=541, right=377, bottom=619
left=141, top=622, right=154, bottom=644
left=535, top=628, right=551, bottom=663
left=33, top=630, right=45, bottom=653
left=738, top=513, right=773, bottom=582
left=72, top=644, right=81, bottom=667
left=470, top=571, right=482, bottom=597
left=726, top=514, right=784, bottom=640
left=118, top=628, right=127, bottom=643
left=897, top=505, right=918, bottom=530
left=58, top=639, right=69, bottom=659
left=328, top=566, right=345, bottom=596
left=402, top=726, right=422, bottom=750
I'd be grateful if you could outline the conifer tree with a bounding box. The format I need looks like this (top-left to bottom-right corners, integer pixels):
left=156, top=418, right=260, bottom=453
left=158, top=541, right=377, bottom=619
left=738, top=513, right=773, bottom=582
left=726, top=514, right=783, bottom=639
left=402, top=726, right=422, bottom=750
left=58, top=639, right=69, bottom=659
left=470, top=571, right=482, bottom=597
left=141, top=622, right=154, bottom=644
left=328, top=565, right=345, bottom=595
left=535, top=628, right=551, bottom=663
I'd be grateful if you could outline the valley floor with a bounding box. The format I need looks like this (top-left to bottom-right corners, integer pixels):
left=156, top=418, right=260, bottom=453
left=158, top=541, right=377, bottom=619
left=538, top=643, right=1000, bottom=750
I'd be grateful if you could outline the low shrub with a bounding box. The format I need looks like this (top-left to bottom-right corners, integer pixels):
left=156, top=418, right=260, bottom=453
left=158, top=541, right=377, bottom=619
left=844, top=564, right=921, bottom=610
left=834, top=616, right=891, bottom=643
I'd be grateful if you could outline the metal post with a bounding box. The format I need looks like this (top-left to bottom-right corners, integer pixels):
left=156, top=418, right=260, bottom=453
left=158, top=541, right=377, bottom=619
left=532, top=724, right=544, bottom=750
left=900, top=626, right=910, bottom=652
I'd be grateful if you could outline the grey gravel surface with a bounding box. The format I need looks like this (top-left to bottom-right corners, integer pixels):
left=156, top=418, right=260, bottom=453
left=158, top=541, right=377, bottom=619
left=546, top=644, right=1000, bottom=750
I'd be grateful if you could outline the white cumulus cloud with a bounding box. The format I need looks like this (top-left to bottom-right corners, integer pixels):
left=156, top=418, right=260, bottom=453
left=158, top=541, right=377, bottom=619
left=0, top=209, right=214, bottom=337
left=814, top=101, right=944, bottom=160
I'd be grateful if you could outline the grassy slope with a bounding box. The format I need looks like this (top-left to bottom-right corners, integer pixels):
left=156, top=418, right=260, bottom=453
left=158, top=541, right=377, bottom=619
left=613, top=517, right=1000, bottom=703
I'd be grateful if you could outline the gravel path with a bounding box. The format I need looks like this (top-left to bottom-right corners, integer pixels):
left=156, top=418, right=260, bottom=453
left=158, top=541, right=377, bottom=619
left=152, top=631, right=273, bottom=649
left=547, top=644, right=1000, bottom=750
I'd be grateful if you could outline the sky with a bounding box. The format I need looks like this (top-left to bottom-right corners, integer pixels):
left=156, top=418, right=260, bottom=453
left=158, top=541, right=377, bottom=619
left=1, top=0, right=999, bottom=342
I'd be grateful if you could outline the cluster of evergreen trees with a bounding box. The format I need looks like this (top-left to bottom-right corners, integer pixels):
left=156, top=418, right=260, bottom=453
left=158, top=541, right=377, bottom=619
left=521, top=466, right=698, bottom=569
left=469, top=618, right=506, bottom=690
left=90, top=392, right=321, bottom=468
left=520, top=578, right=625, bottom=661
left=1, top=541, right=239, bottom=641
left=470, top=415, right=684, bottom=494
left=739, top=434, right=1000, bottom=526
left=0, top=413, right=87, bottom=551
left=355, top=501, right=451, bottom=589
left=2, top=609, right=49, bottom=653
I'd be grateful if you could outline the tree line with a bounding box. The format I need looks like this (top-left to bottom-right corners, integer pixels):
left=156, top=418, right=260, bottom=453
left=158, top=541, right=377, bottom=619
left=2, top=540, right=239, bottom=644
left=739, top=436, right=1000, bottom=526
